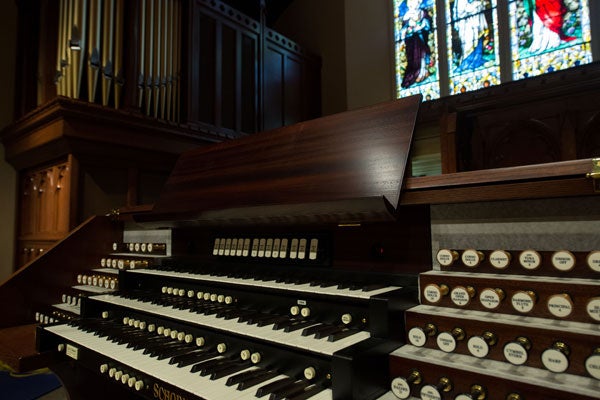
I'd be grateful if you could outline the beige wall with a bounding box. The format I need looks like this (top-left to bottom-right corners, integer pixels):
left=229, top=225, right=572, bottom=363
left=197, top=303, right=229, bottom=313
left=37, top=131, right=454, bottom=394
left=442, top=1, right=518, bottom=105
left=0, top=1, right=18, bottom=280
left=276, top=0, right=395, bottom=115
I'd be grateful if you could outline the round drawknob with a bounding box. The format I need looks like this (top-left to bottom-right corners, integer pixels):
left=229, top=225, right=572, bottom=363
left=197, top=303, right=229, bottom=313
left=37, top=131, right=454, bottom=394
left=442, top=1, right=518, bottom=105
left=217, top=343, right=227, bottom=353
left=455, top=384, right=487, bottom=400
left=541, top=341, right=570, bottom=373
left=303, top=366, right=316, bottom=380
left=479, top=287, right=505, bottom=310
left=290, top=305, right=300, bottom=316
left=503, top=336, right=531, bottom=365
left=585, top=348, right=600, bottom=380
left=519, top=250, right=541, bottom=270
left=551, top=250, right=576, bottom=271
left=407, top=323, right=437, bottom=347
left=225, top=296, right=234, bottom=305
left=547, top=293, right=574, bottom=318
left=390, top=370, right=421, bottom=399
left=511, top=290, right=537, bottom=313
left=420, top=377, right=452, bottom=400
left=196, top=337, right=205, bottom=347
left=506, top=394, right=522, bottom=400
left=467, top=331, right=497, bottom=358
left=461, top=249, right=484, bottom=267
left=423, top=283, right=449, bottom=304
left=450, top=285, right=475, bottom=307
left=217, top=294, right=225, bottom=303
left=300, top=307, right=311, bottom=318
left=489, top=250, right=511, bottom=269
left=436, top=249, right=458, bottom=267
left=436, top=327, right=465, bottom=353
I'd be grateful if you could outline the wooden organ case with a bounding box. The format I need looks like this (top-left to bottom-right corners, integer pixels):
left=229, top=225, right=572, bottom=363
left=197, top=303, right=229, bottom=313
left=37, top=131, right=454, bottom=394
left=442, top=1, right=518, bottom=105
left=34, top=95, right=432, bottom=400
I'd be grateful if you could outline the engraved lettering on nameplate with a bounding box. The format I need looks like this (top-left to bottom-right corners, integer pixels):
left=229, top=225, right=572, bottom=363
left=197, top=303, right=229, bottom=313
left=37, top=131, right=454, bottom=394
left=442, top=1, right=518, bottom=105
left=467, top=336, right=489, bottom=358
left=519, top=250, right=541, bottom=270
left=586, top=298, right=600, bottom=322
left=390, top=377, right=411, bottom=399
left=551, top=250, right=576, bottom=271
left=547, top=294, right=573, bottom=318
left=541, top=348, right=569, bottom=373
left=408, top=327, right=427, bottom=347
left=153, top=383, right=188, bottom=400
left=503, top=342, right=528, bottom=365
left=585, top=353, right=600, bottom=380
left=66, top=344, right=79, bottom=360
left=420, top=384, right=442, bottom=400
left=479, top=288, right=502, bottom=310
left=436, top=332, right=457, bottom=353
left=489, top=250, right=511, bottom=269
left=450, top=286, right=471, bottom=307
left=511, top=291, right=535, bottom=313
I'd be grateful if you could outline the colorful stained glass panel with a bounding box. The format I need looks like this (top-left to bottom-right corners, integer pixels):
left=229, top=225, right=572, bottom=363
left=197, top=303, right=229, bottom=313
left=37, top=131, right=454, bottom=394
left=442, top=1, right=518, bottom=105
left=509, top=0, right=592, bottom=80
left=446, top=0, right=501, bottom=95
left=394, top=0, right=440, bottom=100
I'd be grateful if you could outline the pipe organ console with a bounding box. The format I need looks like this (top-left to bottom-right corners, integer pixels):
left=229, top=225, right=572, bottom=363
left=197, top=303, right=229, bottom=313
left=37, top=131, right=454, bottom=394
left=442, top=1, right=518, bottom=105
left=34, top=96, right=431, bottom=399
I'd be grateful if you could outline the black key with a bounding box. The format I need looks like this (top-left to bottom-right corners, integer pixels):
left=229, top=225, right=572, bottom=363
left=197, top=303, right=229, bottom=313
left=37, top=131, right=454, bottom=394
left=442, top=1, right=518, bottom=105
left=210, top=362, right=251, bottom=380
left=301, top=324, right=332, bottom=337
left=236, top=370, right=281, bottom=390
left=257, top=316, right=289, bottom=328
left=199, top=359, right=238, bottom=376
left=226, top=368, right=269, bottom=386
left=328, top=328, right=360, bottom=342
left=287, top=384, right=327, bottom=400
left=269, top=381, right=310, bottom=400
left=361, top=283, right=388, bottom=292
left=255, top=377, right=295, bottom=398
left=284, top=320, right=316, bottom=333
left=190, top=357, right=226, bottom=373
left=314, top=326, right=345, bottom=339
left=169, top=348, right=209, bottom=365
left=177, top=351, right=218, bottom=368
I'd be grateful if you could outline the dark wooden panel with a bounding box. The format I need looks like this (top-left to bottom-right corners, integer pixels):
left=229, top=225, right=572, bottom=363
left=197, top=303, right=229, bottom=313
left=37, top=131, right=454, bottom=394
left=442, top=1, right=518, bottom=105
left=0, top=216, right=120, bottom=328
left=149, top=95, right=421, bottom=222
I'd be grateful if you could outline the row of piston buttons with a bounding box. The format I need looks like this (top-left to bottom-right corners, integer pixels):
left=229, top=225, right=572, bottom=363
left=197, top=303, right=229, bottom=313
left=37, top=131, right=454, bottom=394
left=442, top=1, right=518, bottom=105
left=101, top=258, right=149, bottom=269
left=408, top=324, right=600, bottom=378
left=100, top=363, right=146, bottom=391
left=77, top=274, right=118, bottom=290
left=391, top=371, right=526, bottom=400
left=35, top=311, right=73, bottom=325
left=112, top=242, right=167, bottom=254
left=161, top=286, right=236, bottom=304
left=61, top=293, right=81, bottom=307
left=423, top=283, right=600, bottom=321
left=437, top=249, right=600, bottom=272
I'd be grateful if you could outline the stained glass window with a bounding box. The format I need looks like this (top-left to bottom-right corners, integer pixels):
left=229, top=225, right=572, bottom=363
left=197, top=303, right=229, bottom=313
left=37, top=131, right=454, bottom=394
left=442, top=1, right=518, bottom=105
left=509, top=0, right=592, bottom=80
left=394, top=0, right=441, bottom=101
left=446, top=0, right=501, bottom=94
